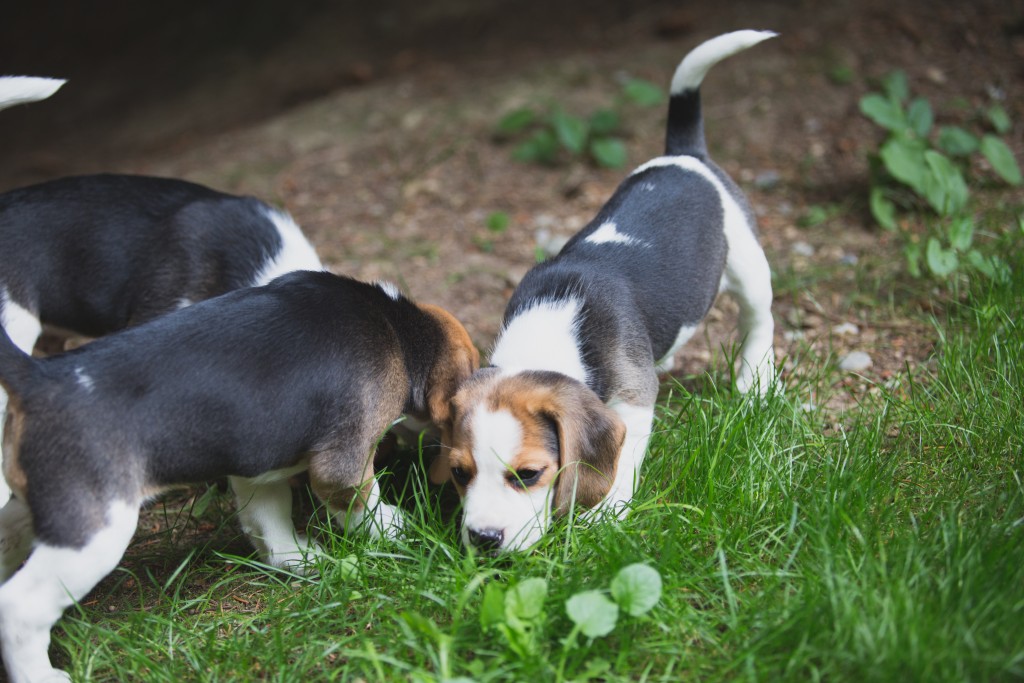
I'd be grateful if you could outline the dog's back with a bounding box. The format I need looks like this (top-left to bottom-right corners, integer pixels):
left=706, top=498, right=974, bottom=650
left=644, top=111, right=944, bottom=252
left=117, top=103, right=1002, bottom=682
left=506, top=30, right=777, bottom=366
left=0, top=174, right=317, bottom=335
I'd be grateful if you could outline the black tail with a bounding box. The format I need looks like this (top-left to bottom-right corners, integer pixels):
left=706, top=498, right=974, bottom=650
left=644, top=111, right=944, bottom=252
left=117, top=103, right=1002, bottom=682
left=664, top=30, right=777, bottom=157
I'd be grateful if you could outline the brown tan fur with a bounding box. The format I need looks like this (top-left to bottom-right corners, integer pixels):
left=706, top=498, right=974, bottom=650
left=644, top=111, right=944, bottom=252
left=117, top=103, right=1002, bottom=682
left=442, top=370, right=625, bottom=512
left=0, top=408, right=27, bottom=502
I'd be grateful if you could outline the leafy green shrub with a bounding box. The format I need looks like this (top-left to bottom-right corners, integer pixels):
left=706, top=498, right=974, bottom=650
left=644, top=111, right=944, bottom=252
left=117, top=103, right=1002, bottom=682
left=495, top=78, right=664, bottom=168
left=860, top=70, right=1021, bottom=280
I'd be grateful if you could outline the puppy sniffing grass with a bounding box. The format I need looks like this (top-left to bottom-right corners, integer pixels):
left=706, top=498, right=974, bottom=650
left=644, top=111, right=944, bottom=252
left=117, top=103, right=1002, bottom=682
left=0, top=271, right=478, bottom=682
left=0, top=77, right=324, bottom=505
left=433, top=30, right=779, bottom=553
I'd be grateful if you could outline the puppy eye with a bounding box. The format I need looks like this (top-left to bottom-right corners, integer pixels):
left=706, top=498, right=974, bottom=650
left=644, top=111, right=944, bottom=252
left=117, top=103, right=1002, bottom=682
left=507, top=468, right=543, bottom=489
left=450, top=466, right=472, bottom=486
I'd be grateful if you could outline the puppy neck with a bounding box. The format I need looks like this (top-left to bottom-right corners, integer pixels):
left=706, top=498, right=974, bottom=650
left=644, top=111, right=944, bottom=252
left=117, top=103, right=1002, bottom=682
left=490, top=298, right=588, bottom=385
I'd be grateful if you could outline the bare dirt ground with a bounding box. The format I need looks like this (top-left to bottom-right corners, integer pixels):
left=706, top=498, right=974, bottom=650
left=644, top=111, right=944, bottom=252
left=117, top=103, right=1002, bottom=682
left=2, top=0, right=1022, bottom=403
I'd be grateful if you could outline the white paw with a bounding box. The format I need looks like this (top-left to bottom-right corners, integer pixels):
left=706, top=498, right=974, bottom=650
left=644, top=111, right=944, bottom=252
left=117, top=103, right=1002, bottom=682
left=268, top=536, right=323, bottom=575
left=737, top=360, right=778, bottom=397
left=344, top=503, right=405, bottom=540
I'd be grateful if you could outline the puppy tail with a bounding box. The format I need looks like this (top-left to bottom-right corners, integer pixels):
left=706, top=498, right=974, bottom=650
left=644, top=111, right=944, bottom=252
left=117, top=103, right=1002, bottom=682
left=0, top=325, right=38, bottom=397
left=665, top=30, right=777, bottom=157
left=0, top=76, right=65, bottom=113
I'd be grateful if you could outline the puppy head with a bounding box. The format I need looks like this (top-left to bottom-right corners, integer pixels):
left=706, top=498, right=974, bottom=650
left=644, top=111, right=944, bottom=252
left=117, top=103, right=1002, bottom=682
left=416, top=303, right=480, bottom=429
left=436, top=369, right=625, bottom=553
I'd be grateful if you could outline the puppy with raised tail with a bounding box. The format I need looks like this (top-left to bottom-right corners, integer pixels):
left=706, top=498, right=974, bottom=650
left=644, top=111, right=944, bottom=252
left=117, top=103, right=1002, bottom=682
left=0, top=77, right=323, bottom=504
left=433, top=30, right=779, bottom=553
left=0, top=270, right=479, bottom=682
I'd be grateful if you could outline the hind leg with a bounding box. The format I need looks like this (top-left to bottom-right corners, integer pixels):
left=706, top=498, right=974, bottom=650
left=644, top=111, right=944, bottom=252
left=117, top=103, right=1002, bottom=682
left=723, top=231, right=776, bottom=396
left=230, top=476, right=319, bottom=572
left=0, top=497, right=34, bottom=582
left=0, top=501, right=138, bottom=683
left=0, top=301, right=43, bottom=506
left=309, top=443, right=404, bottom=541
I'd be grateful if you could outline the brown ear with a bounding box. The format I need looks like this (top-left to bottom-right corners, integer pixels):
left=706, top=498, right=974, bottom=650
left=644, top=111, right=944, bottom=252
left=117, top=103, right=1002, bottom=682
left=520, top=373, right=625, bottom=514
left=428, top=421, right=454, bottom=485
left=420, top=303, right=480, bottom=427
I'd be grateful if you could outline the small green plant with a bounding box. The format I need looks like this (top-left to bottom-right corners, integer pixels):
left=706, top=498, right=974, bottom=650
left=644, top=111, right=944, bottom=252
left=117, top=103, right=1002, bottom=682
left=474, top=210, right=511, bottom=252
left=860, top=69, right=1020, bottom=281
left=477, top=563, right=662, bottom=681
left=495, top=78, right=664, bottom=168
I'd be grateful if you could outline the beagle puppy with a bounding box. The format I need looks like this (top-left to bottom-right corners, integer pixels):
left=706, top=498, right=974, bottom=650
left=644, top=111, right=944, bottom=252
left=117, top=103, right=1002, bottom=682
left=0, top=77, right=323, bottom=504
left=433, top=30, right=778, bottom=553
left=0, top=269, right=478, bottom=682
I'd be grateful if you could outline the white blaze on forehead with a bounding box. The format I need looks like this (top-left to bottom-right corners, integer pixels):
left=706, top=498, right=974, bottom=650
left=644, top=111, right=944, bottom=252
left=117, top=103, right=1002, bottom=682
left=469, top=406, right=522, bottom=482
left=461, top=405, right=553, bottom=551
left=584, top=221, right=644, bottom=247
left=490, top=299, right=588, bottom=384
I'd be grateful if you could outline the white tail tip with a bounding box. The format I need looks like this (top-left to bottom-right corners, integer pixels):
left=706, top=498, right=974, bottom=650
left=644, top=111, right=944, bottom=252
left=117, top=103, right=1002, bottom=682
left=0, top=76, right=66, bottom=112
left=670, top=30, right=777, bottom=95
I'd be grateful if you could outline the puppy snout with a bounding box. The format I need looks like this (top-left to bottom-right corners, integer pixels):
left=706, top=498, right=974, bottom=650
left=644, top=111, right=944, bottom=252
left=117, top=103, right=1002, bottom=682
left=467, top=527, right=504, bottom=551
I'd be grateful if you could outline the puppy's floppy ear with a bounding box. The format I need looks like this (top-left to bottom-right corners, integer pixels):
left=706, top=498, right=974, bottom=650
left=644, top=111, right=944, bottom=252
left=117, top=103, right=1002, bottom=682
left=429, top=420, right=455, bottom=485
left=419, top=304, right=480, bottom=486
left=518, top=372, right=625, bottom=514
left=419, top=304, right=480, bottom=427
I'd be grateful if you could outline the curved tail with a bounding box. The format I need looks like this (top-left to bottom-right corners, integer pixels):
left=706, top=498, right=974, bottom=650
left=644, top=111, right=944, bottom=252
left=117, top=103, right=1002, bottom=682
left=0, top=76, right=65, bottom=113
left=664, top=30, right=777, bottom=157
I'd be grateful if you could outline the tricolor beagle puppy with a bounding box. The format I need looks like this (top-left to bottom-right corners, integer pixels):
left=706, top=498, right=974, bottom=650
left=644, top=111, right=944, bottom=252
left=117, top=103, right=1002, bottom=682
left=0, top=270, right=478, bottom=682
left=0, top=77, right=322, bottom=504
left=432, top=30, right=778, bottom=553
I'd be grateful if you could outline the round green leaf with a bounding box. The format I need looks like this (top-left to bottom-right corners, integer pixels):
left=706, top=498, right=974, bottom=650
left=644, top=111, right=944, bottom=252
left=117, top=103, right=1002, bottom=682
left=880, top=137, right=927, bottom=193
left=923, top=150, right=969, bottom=215
left=622, top=78, right=665, bottom=107
left=565, top=590, right=619, bottom=638
left=987, top=104, right=1012, bottom=135
left=496, top=108, right=537, bottom=135
left=859, top=94, right=905, bottom=132
left=948, top=216, right=975, bottom=252
left=926, top=237, right=959, bottom=278
left=512, top=129, right=558, bottom=165
left=937, top=126, right=979, bottom=156
left=906, top=97, right=933, bottom=138
left=589, top=108, right=621, bottom=137
left=480, top=582, right=507, bottom=630
left=590, top=137, right=627, bottom=168
left=869, top=187, right=897, bottom=231
left=610, top=563, right=663, bottom=617
left=506, top=577, right=548, bottom=621
left=551, top=110, right=589, bottom=154
left=881, top=70, right=909, bottom=103
left=980, top=135, right=1022, bottom=186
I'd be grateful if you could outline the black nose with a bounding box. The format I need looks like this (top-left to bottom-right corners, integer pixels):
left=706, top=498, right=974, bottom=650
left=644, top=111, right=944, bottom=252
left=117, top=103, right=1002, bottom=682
left=467, top=527, right=504, bottom=550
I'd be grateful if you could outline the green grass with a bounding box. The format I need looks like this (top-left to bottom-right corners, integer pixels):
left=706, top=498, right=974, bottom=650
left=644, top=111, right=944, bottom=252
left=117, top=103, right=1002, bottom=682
left=53, top=246, right=1024, bottom=682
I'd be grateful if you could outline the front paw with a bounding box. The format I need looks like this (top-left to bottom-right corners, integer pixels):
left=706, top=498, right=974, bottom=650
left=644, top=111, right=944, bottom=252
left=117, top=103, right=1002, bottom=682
left=344, top=503, right=405, bottom=540
left=267, top=535, right=323, bottom=575
left=737, top=361, right=778, bottom=397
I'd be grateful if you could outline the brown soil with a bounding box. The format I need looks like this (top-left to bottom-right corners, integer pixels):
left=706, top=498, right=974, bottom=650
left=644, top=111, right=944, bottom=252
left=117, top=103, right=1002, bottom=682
left=2, top=0, right=1023, bottom=407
